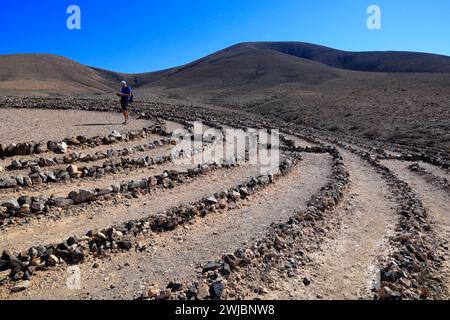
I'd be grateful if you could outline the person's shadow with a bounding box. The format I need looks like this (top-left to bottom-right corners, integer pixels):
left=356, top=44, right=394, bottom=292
left=74, top=122, right=122, bottom=127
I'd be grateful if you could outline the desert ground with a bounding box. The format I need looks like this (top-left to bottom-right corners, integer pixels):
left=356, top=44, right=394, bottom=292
left=0, top=96, right=448, bottom=301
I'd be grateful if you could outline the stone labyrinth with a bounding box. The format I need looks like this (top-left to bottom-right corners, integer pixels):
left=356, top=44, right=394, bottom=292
left=0, top=97, right=449, bottom=300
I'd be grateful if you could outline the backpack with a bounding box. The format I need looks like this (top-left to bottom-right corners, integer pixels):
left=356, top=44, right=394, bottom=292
left=129, top=86, right=134, bottom=102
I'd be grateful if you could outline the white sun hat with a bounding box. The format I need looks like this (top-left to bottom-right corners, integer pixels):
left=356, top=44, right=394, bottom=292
left=121, top=80, right=127, bottom=85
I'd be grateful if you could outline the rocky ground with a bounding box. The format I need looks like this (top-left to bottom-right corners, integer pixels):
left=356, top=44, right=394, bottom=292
left=0, top=97, right=448, bottom=300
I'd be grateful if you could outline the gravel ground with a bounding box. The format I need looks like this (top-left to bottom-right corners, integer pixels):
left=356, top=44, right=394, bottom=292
left=0, top=108, right=150, bottom=144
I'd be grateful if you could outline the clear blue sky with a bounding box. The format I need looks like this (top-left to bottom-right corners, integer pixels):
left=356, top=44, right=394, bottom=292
left=1, top=0, right=449, bottom=73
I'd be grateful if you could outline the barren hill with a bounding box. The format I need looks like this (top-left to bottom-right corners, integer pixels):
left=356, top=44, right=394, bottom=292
left=241, top=42, right=450, bottom=73
left=132, top=42, right=450, bottom=94
left=0, top=54, right=116, bottom=95
left=2, top=42, right=450, bottom=95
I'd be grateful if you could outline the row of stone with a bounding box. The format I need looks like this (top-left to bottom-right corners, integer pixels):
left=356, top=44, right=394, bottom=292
left=384, top=153, right=449, bottom=171
left=0, top=122, right=168, bottom=158
left=0, top=152, right=174, bottom=190
left=3, top=96, right=447, bottom=171
left=3, top=137, right=174, bottom=172
left=0, top=150, right=299, bottom=286
left=338, top=144, right=446, bottom=300
left=0, top=141, right=225, bottom=220
left=0, top=124, right=227, bottom=191
left=0, top=158, right=230, bottom=222
left=138, top=152, right=303, bottom=300
left=0, top=125, right=215, bottom=190
left=88, top=154, right=299, bottom=262
left=0, top=160, right=238, bottom=283
left=408, top=163, right=450, bottom=194
left=138, top=144, right=350, bottom=300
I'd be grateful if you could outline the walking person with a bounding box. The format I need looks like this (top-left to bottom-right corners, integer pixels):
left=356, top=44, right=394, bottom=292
left=117, top=80, right=132, bottom=124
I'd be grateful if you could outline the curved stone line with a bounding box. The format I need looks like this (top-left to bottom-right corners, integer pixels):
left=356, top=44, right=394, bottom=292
left=407, top=163, right=450, bottom=194
left=0, top=122, right=169, bottom=159
left=0, top=134, right=226, bottom=221
left=0, top=151, right=301, bottom=286
left=2, top=96, right=448, bottom=168
left=137, top=144, right=349, bottom=300
left=0, top=125, right=209, bottom=191
left=2, top=137, right=174, bottom=172
left=334, top=142, right=447, bottom=300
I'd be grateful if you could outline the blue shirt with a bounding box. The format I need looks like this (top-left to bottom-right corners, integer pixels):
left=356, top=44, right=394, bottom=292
left=121, top=86, right=132, bottom=101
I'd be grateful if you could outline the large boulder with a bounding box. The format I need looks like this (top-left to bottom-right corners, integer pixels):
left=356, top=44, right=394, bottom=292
left=66, top=137, right=80, bottom=145
left=29, top=173, right=43, bottom=185
left=76, top=135, right=88, bottom=144
left=128, top=179, right=147, bottom=190
left=57, top=142, right=68, bottom=153
left=11, top=280, right=30, bottom=293
left=9, top=160, right=22, bottom=170
left=30, top=202, right=46, bottom=212
left=96, top=187, right=113, bottom=196
left=15, top=175, right=24, bottom=186
left=6, top=143, right=17, bottom=154
left=117, top=240, right=132, bottom=251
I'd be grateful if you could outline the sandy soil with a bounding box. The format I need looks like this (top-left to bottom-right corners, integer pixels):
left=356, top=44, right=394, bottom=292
left=0, top=108, right=151, bottom=144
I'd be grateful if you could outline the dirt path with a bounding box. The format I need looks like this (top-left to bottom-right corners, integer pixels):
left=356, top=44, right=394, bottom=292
left=381, top=159, right=450, bottom=296
left=0, top=108, right=153, bottom=144
left=0, top=153, right=332, bottom=300
left=259, top=148, right=398, bottom=300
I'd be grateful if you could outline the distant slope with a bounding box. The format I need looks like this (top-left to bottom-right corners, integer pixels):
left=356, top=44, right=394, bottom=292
left=132, top=42, right=450, bottom=96
left=247, top=42, right=450, bottom=73
left=0, top=54, right=116, bottom=95
left=137, top=46, right=343, bottom=91
left=2, top=42, right=450, bottom=96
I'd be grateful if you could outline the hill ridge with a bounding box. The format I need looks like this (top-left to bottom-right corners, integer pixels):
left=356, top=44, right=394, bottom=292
left=1, top=41, right=450, bottom=96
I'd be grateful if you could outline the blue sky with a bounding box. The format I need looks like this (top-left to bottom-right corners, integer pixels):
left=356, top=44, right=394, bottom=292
left=1, top=0, right=449, bottom=73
